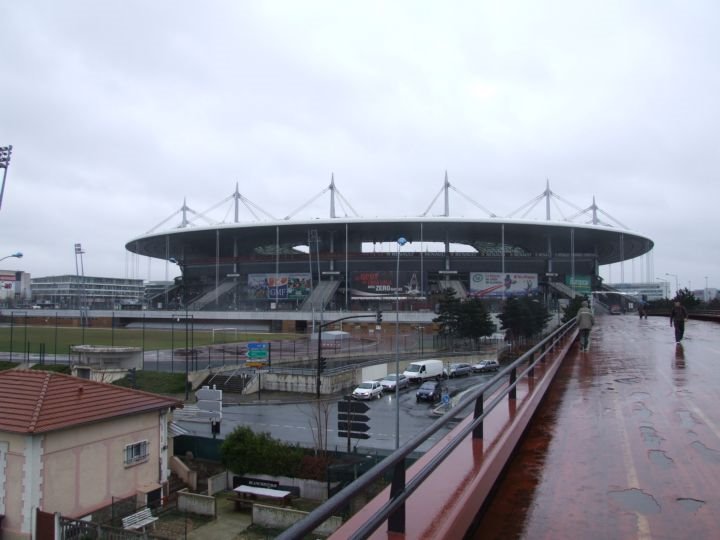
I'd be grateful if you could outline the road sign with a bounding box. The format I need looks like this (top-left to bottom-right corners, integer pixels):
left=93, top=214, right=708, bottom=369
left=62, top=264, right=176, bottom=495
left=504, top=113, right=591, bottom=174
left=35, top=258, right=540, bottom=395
left=337, top=431, right=370, bottom=440
left=246, top=342, right=269, bottom=360
left=338, top=400, right=370, bottom=414
left=246, top=361, right=268, bottom=368
left=337, top=422, right=371, bottom=433
left=337, top=413, right=370, bottom=423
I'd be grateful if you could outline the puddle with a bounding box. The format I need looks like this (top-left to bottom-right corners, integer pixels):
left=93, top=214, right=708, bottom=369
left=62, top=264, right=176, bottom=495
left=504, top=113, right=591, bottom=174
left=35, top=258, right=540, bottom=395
left=677, top=410, right=699, bottom=429
left=632, top=402, right=653, bottom=420
left=648, top=449, right=673, bottom=469
left=639, top=426, right=664, bottom=448
left=677, top=497, right=705, bottom=513
left=608, top=488, right=661, bottom=514
left=690, top=441, right=720, bottom=464
left=615, top=376, right=642, bottom=385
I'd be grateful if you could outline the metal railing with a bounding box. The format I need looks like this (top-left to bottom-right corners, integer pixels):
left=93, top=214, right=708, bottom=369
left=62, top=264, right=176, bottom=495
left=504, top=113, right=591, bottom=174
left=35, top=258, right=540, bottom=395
left=277, top=318, right=577, bottom=539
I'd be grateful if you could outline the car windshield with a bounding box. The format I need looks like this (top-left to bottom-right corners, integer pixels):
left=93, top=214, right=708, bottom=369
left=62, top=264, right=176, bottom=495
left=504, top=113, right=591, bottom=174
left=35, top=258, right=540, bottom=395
left=406, top=365, right=420, bottom=373
left=419, top=382, right=435, bottom=390
left=358, top=382, right=373, bottom=389
left=450, top=364, right=460, bottom=369
left=384, top=374, right=398, bottom=381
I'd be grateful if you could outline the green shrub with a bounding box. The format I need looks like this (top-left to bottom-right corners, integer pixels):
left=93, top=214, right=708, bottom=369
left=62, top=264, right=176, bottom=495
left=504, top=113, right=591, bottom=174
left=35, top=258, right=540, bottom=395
left=221, top=426, right=306, bottom=477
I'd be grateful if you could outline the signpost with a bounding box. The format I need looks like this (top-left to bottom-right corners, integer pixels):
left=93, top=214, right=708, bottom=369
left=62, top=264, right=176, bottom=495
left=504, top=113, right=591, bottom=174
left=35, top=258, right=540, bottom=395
left=338, top=398, right=371, bottom=450
left=246, top=342, right=270, bottom=368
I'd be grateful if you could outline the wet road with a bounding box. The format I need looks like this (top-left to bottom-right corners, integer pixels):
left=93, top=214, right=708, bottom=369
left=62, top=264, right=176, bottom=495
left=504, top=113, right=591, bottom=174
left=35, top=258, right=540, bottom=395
left=472, top=314, right=720, bottom=539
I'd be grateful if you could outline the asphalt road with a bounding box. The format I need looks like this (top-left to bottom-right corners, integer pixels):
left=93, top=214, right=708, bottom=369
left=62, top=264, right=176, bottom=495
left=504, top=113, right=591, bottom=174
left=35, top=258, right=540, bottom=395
left=176, top=370, right=500, bottom=453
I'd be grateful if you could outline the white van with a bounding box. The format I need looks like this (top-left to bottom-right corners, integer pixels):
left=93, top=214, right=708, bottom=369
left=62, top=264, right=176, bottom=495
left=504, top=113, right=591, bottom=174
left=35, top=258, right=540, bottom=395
left=403, top=359, right=447, bottom=383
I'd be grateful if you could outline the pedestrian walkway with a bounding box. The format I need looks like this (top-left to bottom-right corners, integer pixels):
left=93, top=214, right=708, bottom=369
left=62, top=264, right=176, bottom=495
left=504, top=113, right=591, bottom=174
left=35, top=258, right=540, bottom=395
left=473, top=314, right=720, bottom=538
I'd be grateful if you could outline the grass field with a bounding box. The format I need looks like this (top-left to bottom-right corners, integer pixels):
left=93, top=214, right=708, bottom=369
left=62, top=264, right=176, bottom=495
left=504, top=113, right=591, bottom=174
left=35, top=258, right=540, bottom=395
left=0, top=325, right=300, bottom=354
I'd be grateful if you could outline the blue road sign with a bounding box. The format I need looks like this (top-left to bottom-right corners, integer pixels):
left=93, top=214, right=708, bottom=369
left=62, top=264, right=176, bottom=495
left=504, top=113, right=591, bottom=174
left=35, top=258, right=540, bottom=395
left=247, top=342, right=269, bottom=350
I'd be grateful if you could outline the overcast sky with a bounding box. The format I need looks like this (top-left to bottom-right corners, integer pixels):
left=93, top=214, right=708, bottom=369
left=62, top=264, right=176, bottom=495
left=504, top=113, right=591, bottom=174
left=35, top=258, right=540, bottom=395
left=1, top=1, right=718, bottom=295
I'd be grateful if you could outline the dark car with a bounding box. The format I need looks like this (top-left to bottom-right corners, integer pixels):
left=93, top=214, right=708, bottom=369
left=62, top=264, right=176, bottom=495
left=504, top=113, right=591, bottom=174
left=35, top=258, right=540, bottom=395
left=448, top=363, right=472, bottom=378
left=416, top=381, right=445, bottom=402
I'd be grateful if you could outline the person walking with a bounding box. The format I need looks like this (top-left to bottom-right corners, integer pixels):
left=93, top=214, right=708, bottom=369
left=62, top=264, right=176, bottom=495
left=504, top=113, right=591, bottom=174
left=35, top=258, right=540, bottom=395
left=576, top=300, right=594, bottom=352
left=670, top=301, right=689, bottom=342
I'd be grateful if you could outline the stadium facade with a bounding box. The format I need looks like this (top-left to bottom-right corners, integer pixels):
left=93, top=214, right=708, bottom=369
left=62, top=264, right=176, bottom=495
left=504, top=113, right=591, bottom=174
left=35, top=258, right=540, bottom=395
left=125, top=179, right=654, bottom=320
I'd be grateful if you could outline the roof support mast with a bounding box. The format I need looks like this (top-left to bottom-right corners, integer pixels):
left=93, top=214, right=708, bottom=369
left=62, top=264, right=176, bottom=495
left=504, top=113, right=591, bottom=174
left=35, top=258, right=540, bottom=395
left=444, top=170, right=450, bottom=217
left=545, top=179, right=551, bottom=221
left=330, top=173, right=336, bottom=219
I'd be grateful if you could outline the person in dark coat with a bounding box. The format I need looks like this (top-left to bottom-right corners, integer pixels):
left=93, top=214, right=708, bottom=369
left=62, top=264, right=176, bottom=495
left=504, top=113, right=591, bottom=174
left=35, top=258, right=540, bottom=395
left=670, top=301, right=689, bottom=342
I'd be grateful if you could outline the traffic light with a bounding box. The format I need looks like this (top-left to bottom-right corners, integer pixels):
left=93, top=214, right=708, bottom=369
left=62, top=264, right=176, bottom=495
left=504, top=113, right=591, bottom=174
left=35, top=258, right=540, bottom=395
left=376, top=310, right=383, bottom=324
left=319, top=357, right=327, bottom=372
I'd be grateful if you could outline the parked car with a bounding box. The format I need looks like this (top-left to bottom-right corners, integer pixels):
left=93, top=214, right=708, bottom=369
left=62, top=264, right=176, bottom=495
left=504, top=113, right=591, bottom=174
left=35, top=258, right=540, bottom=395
left=416, top=381, right=445, bottom=403
left=448, top=363, right=472, bottom=378
left=379, top=373, right=409, bottom=391
left=403, top=359, right=447, bottom=383
left=472, top=359, right=500, bottom=373
left=352, top=380, right=384, bottom=400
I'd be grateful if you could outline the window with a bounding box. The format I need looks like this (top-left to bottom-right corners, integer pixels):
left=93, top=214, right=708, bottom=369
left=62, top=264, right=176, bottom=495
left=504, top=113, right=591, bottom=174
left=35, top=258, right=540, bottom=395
left=124, top=440, right=149, bottom=466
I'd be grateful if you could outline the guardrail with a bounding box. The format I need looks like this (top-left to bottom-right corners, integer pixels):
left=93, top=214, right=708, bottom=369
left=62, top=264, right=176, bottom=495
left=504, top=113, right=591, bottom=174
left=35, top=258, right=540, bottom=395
left=277, top=318, right=578, bottom=539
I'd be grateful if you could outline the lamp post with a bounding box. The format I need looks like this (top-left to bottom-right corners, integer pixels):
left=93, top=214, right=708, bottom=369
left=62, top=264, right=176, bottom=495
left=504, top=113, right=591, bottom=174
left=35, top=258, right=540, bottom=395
left=0, top=252, right=22, bottom=264
left=665, top=273, right=679, bottom=299
left=395, top=237, right=407, bottom=450
left=0, top=144, right=13, bottom=211
left=169, top=257, right=190, bottom=400
left=655, top=277, right=669, bottom=299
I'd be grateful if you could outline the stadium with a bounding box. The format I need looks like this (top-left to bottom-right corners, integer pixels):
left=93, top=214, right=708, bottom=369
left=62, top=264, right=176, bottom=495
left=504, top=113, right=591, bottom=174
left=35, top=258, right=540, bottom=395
left=125, top=177, right=654, bottom=328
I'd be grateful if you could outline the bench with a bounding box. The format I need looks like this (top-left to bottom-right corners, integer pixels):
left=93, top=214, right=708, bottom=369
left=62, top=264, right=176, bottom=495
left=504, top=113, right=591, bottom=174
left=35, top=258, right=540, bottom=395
left=122, top=508, right=158, bottom=530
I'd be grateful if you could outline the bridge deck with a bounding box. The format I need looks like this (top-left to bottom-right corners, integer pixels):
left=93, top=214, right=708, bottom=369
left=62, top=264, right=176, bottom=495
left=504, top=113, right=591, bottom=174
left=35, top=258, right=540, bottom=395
left=473, top=314, right=720, bottom=539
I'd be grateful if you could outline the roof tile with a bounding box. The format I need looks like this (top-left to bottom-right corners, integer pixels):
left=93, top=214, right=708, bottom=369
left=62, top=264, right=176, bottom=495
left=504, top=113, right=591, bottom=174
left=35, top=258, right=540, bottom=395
left=0, top=369, right=183, bottom=434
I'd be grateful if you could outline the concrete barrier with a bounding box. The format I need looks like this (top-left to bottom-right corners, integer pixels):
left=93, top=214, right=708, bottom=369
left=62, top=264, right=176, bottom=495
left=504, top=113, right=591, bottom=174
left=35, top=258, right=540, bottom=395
left=253, top=503, right=342, bottom=537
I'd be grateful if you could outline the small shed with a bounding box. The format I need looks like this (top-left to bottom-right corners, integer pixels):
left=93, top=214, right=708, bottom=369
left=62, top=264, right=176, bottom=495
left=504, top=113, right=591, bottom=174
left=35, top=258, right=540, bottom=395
left=70, top=345, right=143, bottom=382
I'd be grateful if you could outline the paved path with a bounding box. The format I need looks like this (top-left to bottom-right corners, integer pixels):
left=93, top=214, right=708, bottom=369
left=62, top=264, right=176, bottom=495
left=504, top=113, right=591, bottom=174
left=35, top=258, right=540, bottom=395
left=473, top=314, right=720, bottom=539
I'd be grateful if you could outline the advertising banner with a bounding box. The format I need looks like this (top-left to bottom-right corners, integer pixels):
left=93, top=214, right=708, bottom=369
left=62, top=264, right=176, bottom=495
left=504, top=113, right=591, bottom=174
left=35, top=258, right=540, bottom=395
left=351, top=271, right=422, bottom=297
left=565, top=275, right=592, bottom=295
left=248, top=273, right=311, bottom=300
left=469, top=272, right=539, bottom=297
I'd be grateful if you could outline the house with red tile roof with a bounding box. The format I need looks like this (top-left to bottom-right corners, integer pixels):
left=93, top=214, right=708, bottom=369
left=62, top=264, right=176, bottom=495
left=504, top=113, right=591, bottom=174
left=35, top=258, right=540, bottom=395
left=0, top=369, right=182, bottom=540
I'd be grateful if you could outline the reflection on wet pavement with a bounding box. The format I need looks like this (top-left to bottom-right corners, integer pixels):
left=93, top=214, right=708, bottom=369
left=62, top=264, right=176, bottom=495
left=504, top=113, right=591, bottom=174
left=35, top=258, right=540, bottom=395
left=609, top=487, right=661, bottom=514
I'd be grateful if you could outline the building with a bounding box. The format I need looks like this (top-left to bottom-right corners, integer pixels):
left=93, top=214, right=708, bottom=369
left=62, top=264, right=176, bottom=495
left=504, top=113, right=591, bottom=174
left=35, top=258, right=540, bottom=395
left=0, top=270, right=31, bottom=307
left=125, top=182, right=654, bottom=315
left=31, top=275, right=144, bottom=310
left=0, top=369, right=182, bottom=540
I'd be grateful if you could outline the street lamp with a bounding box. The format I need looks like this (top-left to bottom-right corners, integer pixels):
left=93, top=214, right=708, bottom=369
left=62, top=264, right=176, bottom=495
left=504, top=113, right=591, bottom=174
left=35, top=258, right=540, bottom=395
left=0, top=144, right=13, bottom=211
left=395, top=236, right=407, bottom=450
left=169, top=257, right=190, bottom=400
left=665, top=273, right=679, bottom=298
left=0, top=252, right=22, bottom=263
left=655, top=277, right=669, bottom=299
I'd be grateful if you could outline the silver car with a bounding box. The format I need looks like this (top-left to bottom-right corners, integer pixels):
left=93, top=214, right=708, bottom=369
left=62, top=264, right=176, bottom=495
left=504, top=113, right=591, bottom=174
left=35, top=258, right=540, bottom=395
left=472, top=359, right=500, bottom=373
left=380, top=373, right=409, bottom=391
left=352, top=380, right=384, bottom=400
left=448, top=363, right=473, bottom=378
